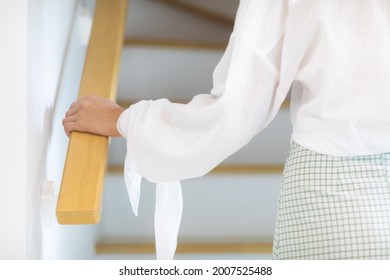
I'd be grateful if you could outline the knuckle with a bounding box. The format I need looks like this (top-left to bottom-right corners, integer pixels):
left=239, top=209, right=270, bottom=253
left=79, top=98, right=91, bottom=110
left=78, top=100, right=86, bottom=109
left=77, top=123, right=85, bottom=132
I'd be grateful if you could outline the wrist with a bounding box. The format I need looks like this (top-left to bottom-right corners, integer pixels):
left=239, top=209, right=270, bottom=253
left=112, top=106, right=125, bottom=137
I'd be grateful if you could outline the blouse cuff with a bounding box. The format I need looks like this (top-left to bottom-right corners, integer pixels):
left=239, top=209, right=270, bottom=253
left=117, top=108, right=132, bottom=139
left=123, top=154, right=183, bottom=260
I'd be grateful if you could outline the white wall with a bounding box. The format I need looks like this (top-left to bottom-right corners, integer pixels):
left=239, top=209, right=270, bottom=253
left=27, top=0, right=76, bottom=259
left=0, top=0, right=97, bottom=259
left=0, top=0, right=27, bottom=260
left=27, top=0, right=99, bottom=259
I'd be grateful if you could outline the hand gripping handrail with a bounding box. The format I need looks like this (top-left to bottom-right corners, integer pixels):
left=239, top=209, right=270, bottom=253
left=56, top=0, right=128, bottom=224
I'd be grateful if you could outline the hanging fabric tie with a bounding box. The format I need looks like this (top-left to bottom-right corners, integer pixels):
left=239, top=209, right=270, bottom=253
left=124, top=158, right=183, bottom=260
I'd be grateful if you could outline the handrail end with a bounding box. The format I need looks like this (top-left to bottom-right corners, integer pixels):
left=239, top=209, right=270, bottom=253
left=56, top=210, right=101, bottom=225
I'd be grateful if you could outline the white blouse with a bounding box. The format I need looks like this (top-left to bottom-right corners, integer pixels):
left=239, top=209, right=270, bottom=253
left=117, top=0, right=390, bottom=259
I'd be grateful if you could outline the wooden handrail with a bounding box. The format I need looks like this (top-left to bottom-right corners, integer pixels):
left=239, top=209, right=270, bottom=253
left=96, top=242, right=273, bottom=254
left=107, top=164, right=284, bottom=175
left=56, top=0, right=128, bottom=224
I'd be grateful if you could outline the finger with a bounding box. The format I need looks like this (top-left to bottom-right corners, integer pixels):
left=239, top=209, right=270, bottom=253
left=63, top=122, right=73, bottom=137
left=65, top=103, right=79, bottom=117
left=63, top=121, right=83, bottom=136
left=62, top=114, right=78, bottom=124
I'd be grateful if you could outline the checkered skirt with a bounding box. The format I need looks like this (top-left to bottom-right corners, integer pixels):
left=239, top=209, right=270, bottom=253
left=272, top=142, right=390, bottom=259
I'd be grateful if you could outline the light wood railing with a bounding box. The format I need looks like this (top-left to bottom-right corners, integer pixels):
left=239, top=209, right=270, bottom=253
left=56, top=0, right=128, bottom=224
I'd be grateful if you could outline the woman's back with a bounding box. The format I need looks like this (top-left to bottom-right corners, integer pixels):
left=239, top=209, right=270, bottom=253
left=281, top=0, right=390, bottom=155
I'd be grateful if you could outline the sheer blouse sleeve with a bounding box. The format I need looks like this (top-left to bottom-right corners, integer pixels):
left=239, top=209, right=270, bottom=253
left=118, top=0, right=291, bottom=183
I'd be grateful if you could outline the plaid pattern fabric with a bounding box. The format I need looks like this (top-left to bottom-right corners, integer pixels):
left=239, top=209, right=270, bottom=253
left=272, top=142, right=390, bottom=259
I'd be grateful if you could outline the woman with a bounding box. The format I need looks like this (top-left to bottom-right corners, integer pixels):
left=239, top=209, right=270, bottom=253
left=63, top=0, right=390, bottom=259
